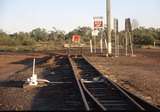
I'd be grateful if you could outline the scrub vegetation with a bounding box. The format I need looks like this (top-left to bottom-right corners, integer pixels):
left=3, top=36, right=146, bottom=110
left=0, top=26, right=160, bottom=52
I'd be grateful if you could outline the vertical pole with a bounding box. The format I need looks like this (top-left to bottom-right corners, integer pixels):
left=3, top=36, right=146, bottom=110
left=105, top=39, right=108, bottom=50
left=100, top=31, right=103, bottom=53
left=100, top=38, right=103, bottom=53
left=129, top=32, right=134, bottom=56
left=117, top=35, right=120, bottom=56
left=114, top=19, right=117, bottom=57
left=116, top=19, right=120, bottom=56
left=69, top=37, right=71, bottom=56
left=32, top=58, right=35, bottom=76
left=90, top=39, right=93, bottom=53
left=125, top=32, right=128, bottom=56
left=107, top=0, right=112, bottom=56
left=94, top=36, right=96, bottom=53
left=115, top=30, right=117, bottom=57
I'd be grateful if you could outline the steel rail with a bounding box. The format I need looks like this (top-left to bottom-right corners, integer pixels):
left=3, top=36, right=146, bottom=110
left=68, top=56, right=90, bottom=111
left=118, top=84, right=160, bottom=112
left=80, top=79, right=107, bottom=111
left=70, top=55, right=144, bottom=111
left=69, top=56, right=107, bottom=111
left=83, top=55, right=160, bottom=111
left=83, top=55, right=145, bottom=110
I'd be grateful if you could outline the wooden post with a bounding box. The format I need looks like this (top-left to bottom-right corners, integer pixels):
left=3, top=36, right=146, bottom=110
left=125, top=32, right=128, bottom=56
left=32, top=58, right=36, bottom=76
left=90, top=39, right=93, bottom=53
left=154, top=41, right=156, bottom=48
left=129, top=32, right=134, bottom=56
left=94, top=36, right=96, bottom=53
left=117, top=35, right=120, bottom=56
left=105, top=39, right=108, bottom=51
left=100, top=30, right=103, bottom=53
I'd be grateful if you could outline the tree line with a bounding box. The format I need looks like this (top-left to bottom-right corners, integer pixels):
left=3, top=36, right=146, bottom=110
left=0, top=28, right=65, bottom=46
left=0, top=26, right=160, bottom=47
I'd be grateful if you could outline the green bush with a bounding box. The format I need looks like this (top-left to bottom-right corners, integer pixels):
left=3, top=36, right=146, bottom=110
left=133, top=35, right=154, bottom=45
left=0, top=36, right=15, bottom=46
left=142, top=36, right=154, bottom=45
left=21, top=38, right=35, bottom=46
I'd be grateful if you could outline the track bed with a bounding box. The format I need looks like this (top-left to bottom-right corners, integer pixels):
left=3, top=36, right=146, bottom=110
left=70, top=55, right=160, bottom=111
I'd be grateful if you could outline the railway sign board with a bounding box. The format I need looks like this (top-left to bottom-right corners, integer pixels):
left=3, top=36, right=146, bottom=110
left=93, top=16, right=103, bottom=30
left=72, top=35, right=81, bottom=43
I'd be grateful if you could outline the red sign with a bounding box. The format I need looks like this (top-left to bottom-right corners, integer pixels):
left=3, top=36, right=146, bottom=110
left=72, top=35, right=81, bottom=43
left=93, top=17, right=103, bottom=30
left=94, top=21, right=103, bottom=28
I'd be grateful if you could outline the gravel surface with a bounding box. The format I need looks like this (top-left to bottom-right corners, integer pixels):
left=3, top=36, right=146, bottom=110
left=87, top=49, right=160, bottom=107
left=0, top=52, right=48, bottom=80
left=0, top=54, right=85, bottom=111
left=0, top=49, right=160, bottom=110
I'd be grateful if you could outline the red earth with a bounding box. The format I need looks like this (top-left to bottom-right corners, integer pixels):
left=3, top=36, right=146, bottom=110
left=0, top=48, right=160, bottom=110
left=87, top=48, right=160, bottom=107
left=0, top=52, right=48, bottom=80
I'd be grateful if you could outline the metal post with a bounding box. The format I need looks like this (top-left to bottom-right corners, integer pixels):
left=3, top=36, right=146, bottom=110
left=100, top=30, right=103, bottom=53
left=90, top=39, right=93, bottom=53
left=100, top=38, right=103, bottom=53
left=105, top=39, right=108, bottom=51
left=27, top=58, right=38, bottom=86
left=114, top=19, right=119, bottom=57
left=69, top=37, right=71, bottom=56
left=117, top=34, right=120, bottom=56
left=125, top=32, right=128, bottom=56
left=129, top=32, right=134, bottom=56
left=115, top=30, right=117, bottom=57
left=32, top=58, right=35, bottom=76
left=114, top=19, right=117, bottom=57
left=94, top=36, right=96, bottom=53
left=154, top=41, right=156, bottom=48
left=106, top=0, right=112, bottom=56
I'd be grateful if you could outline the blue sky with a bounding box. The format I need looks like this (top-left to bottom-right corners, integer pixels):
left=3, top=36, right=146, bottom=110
left=0, top=0, right=160, bottom=33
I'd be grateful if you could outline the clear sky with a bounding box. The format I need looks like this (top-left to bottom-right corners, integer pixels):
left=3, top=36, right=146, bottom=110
left=0, top=0, right=160, bottom=33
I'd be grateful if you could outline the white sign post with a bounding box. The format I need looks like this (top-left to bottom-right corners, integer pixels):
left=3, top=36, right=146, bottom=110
left=27, top=58, right=38, bottom=86
left=93, top=17, right=103, bottom=30
left=93, top=16, right=104, bottom=54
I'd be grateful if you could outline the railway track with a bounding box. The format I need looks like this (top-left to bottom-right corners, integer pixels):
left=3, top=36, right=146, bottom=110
left=1, top=53, right=160, bottom=111
left=23, top=54, right=113, bottom=110
left=69, top=55, right=160, bottom=111
left=35, top=55, right=88, bottom=110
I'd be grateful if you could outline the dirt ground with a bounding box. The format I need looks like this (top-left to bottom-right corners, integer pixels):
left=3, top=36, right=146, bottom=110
left=0, top=55, right=86, bottom=111
left=87, top=48, right=160, bottom=107
left=0, top=52, right=48, bottom=80
left=0, top=49, right=160, bottom=110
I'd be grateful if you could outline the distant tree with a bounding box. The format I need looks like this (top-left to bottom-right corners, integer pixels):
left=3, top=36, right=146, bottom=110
left=31, top=28, right=48, bottom=41
left=65, top=26, right=92, bottom=42
left=0, top=30, right=15, bottom=45
left=132, top=27, right=156, bottom=45
left=48, top=27, right=65, bottom=41
left=132, top=19, right=139, bottom=30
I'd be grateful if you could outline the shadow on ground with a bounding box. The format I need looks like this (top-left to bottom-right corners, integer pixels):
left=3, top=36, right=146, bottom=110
left=30, top=55, right=85, bottom=111
left=0, top=80, right=25, bottom=88
left=10, top=56, right=49, bottom=66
